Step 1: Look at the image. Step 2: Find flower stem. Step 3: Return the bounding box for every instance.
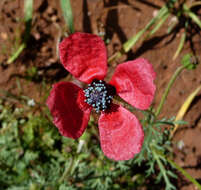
[155,65,186,117]
[58,139,84,184]
[114,95,155,118]
[151,146,173,189]
[58,157,74,184]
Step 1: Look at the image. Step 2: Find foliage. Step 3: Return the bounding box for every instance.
[0,99,178,190]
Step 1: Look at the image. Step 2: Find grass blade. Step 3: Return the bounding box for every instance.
[7,44,26,64]
[167,158,201,190]
[155,65,185,116]
[123,29,145,53]
[108,5,171,63]
[187,11,201,29]
[60,0,74,34]
[183,4,201,29]
[24,0,33,41]
[173,32,186,60]
[171,84,201,137]
[147,12,170,38]
[24,0,33,22]
[7,0,33,64]
[157,150,201,190]
[123,6,168,52]
[167,20,177,34]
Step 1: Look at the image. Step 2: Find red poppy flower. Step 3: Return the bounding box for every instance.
[47,32,156,161]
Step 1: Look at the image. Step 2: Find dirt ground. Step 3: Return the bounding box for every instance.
[0,0,201,189]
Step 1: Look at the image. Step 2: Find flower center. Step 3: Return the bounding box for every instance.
[84,79,116,112]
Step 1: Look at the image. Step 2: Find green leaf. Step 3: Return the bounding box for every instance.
[23,120,34,145]
[7,44,26,64]
[183,4,201,29]
[147,12,170,38]
[181,54,197,70]
[60,0,74,34]
[123,29,144,52]
[187,11,201,28]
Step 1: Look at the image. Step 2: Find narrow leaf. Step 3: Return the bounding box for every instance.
[187,11,201,28]
[60,0,74,34]
[7,0,33,64]
[173,32,186,60]
[24,0,33,23]
[123,29,145,52]
[24,0,33,42]
[123,6,168,52]
[167,158,201,189]
[171,85,201,137]
[7,44,26,64]
[147,12,170,38]
[183,4,201,29]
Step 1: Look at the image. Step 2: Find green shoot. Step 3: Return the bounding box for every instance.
[123,5,169,52]
[7,0,33,64]
[60,0,74,34]
[183,4,201,29]
[146,12,170,38]
[167,158,201,190]
[155,54,197,116]
[108,1,176,63]
[173,32,186,60]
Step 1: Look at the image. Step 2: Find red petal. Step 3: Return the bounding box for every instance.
[46,82,91,139]
[98,104,144,161]
[59,32,107,84]
[109,58,156,110]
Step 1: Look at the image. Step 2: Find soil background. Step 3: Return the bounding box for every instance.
[0,0,201,189]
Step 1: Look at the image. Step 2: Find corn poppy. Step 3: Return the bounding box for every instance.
[47,32,156,161]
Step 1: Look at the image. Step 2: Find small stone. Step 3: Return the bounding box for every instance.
[177,140,185,150]
[0,32,8,40]
[27,99,35,107]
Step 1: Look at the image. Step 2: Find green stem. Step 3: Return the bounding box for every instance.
[155,65,186,117]
[152,146,201,190]
[173,31,186,60]
[7,43,26,64]
[58,139,84,184]
[152,147,173,188]
[167,158,201,189]
[114,95,137,112]
[158,153,201,190]
[58,157,74,184]
[114,95,155,118]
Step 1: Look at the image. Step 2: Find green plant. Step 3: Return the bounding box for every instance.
[108,0,201,63]
[7,0,33,64]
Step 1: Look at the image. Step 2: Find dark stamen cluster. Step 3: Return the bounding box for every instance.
[84,79,116,112]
